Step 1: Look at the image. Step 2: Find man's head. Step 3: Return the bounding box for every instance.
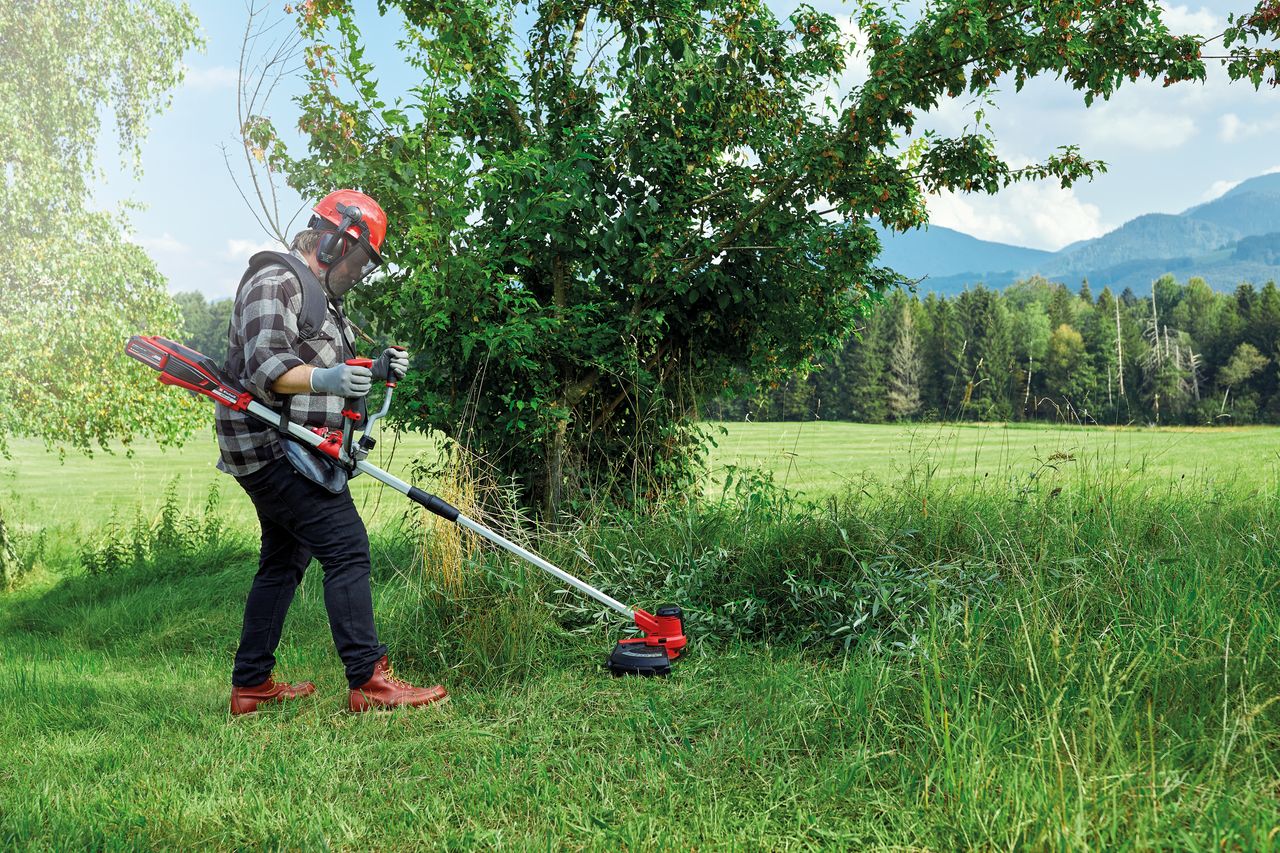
[293,189,388,298]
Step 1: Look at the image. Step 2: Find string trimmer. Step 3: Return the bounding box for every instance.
[124,335,687,677]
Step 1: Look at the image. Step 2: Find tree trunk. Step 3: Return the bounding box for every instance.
[544,418,567,521]
[1114,296,1125,397]
[544,254,570,520]
[0,507,17,591]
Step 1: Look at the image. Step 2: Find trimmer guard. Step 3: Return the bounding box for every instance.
[606,642,672,678]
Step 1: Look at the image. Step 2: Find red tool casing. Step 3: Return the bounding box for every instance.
[125,336,251,411]
[627,606,687,659]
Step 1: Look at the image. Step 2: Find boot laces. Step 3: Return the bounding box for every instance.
[383,662,413,689]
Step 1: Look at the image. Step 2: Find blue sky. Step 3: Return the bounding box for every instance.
[101,0,1280,299]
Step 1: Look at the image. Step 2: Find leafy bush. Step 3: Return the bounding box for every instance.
[0,523,46,592]
[80,479,232,577]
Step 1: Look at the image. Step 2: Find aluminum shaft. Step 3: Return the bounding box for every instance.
[247,400,635,622]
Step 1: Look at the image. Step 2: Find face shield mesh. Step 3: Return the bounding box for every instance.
[322,235,378,297]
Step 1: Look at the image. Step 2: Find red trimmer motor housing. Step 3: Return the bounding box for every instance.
[607,605,687,677]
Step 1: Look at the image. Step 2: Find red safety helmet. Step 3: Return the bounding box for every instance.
[309,189,387,267]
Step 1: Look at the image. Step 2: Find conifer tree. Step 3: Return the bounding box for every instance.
[885,295,923,421]
[957,287,1014,420]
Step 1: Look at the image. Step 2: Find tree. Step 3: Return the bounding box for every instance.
[956,287,1014,420]
[1171,277,1221,358]
[1087,286,1123,418]
[1047,283,1078,332]
[1141,322,1194,424]
[0,0,202,585]
[842,309,891,423]
[921,293,967,417]
[1247,281,1280,403]
[1217,342,1270,421]
[1153,274,1184,324]
[266,0,1249,512]
[1009,299,1051,418]
[1,0,203,452]
[174,292,235,366]
[1045,324,1094,419]
[885,296,923,420]
[809,338,853,420]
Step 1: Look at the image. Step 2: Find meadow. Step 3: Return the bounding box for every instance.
[5,420,1277,531]
[2,421,1279,848]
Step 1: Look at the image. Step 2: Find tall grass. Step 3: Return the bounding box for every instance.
[1,441,1279,847]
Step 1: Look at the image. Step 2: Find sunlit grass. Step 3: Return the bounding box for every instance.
[6,421,1278,533]
[3,422,1280,846]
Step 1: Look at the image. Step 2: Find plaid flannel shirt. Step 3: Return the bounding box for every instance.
[215,253,354,476]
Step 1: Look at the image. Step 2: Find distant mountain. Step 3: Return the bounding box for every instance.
[873,223,1053,280]
[1044,214,1237,276]
[879,172,1280,295]
[1184,172,1280,238]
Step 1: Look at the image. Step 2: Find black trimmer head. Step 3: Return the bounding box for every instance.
[606,605,686,677]
[606,642,672,677]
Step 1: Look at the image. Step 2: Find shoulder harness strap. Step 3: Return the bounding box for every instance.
[242,250,329,340]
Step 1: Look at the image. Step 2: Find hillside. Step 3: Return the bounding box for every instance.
[1044,214,1237,276]
[873,223,1054,280]
[879,172,1280,294]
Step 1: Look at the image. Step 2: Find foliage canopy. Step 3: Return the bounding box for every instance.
[263,0,1277,512]
[0,0,203,455]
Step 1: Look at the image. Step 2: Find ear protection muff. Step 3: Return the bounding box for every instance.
[311,201,370,267]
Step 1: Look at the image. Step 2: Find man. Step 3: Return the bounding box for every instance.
[217,189,448,715]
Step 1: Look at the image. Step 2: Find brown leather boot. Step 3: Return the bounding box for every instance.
[348,656,448,712]
[230,675,317,716]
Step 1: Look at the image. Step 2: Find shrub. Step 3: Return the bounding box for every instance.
[80,479,234,577]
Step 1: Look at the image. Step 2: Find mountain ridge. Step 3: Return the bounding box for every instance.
[880,172,1280,295]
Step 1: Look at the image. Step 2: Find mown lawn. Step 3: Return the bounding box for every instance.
[5,420,1278,530]
[2,422,1280,848]
[707,420,1280,496]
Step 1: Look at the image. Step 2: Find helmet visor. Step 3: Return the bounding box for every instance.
[323,236,379,297]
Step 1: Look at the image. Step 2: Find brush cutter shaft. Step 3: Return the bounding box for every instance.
[453,515,635,620]
[354,459,634,619]
[246,398,636,620]
[125,337,641,629]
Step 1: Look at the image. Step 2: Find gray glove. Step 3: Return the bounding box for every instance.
[371,347,409,382]
[309,363,373,397]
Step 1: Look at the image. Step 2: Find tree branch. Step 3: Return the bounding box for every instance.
[675,176,802,278]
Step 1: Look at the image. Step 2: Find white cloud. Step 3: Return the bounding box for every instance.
[1217,111,1280,142]
[224,237,284,260]
[1201,165,1280,201]
[928,182,1106,251]
[1083,104,1196,151]
[1202,178,1241,201]
[129,232,188,255]
[1220,113,1244,142]
[183,65,238,90]
[1158,2,1219,35]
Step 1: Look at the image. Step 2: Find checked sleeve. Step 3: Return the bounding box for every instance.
[235,273,306,404]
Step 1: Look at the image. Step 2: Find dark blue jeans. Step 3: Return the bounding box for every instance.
[231,457,387,689]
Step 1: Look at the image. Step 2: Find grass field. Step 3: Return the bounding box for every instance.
[5,420,1278,531]
[710,420,1280,495]
[3,422,1280,848]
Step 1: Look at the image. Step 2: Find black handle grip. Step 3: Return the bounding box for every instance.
[407,487,460,522]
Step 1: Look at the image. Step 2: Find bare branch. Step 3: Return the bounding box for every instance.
[225,0,305,245]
